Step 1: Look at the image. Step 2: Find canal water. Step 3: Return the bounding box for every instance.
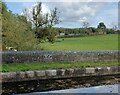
[16,84,119,95]
[2,74,120,95]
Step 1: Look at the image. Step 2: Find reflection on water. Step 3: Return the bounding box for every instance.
[41,84,119,93]
[2,74,120,95]
[16,84,119,95]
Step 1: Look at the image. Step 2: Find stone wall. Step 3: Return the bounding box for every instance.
[1,50,119,63]
[1,66,120,82]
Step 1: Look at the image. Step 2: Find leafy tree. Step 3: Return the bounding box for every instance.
[97,22,106,29]
[1,1,7,14]
[2,2,39,51]
[47,28,56,44]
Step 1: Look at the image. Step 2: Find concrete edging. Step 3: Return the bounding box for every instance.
[1,66,120,82]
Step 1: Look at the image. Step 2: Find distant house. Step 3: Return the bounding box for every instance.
[59,33,65,36]
[57,33,65,37]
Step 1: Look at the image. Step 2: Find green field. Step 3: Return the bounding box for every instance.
[41,34,118,50]
[1,60,119,72]
[1,34,119,72]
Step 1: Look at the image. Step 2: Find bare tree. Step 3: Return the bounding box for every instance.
[23,2,59,29]
[112,23,118,30]
[82,21,90,28]
[47,7,59,28]
[23,2,60,43]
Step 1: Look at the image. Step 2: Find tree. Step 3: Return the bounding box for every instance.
[23,2,60,43]
[111,23,118,31]
[2,2,39,51]
[97,22,106,29]
[82,21,90,28]
[47,28,56,44]
[1,1,7,14]
[47,7,59,28]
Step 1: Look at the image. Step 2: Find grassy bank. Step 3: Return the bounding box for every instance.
[1,60,119,72]
[41,34,118,50]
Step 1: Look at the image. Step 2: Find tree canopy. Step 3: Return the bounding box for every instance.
[2,2,39,51]
[97,22,106,29]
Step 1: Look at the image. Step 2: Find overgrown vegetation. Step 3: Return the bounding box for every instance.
[1,2,59,51]
[2,2,40,51]
[1,60,119,72]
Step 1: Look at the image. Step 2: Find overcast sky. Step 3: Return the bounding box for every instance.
[5,1,119,28]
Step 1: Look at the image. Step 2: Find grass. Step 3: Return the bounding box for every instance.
[41,34,118,50]
[1,60,119,72]
[1,34,119,72]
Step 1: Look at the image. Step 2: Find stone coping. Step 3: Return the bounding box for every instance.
[1,66,120,83]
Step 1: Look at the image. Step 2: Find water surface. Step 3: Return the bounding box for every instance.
[16,84,119,95]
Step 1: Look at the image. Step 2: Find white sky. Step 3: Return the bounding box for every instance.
[5,0,119,28]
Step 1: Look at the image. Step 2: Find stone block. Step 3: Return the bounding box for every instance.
[2,72,16,82]
[2,73,9,79]
[16,72,26,79]
[0,73,2,81]
[57,69,65,76]
[45,70,56,77]
[74,68,85,76]
[118,66,120,72]
[95,67,103,74]
[110,66,118,73]
[25,71,35,78]
[106,67,111,72]
[102,67,109,73]
[2,72,16,79]
[95,67,111,74]
[65,69,74,76]
[86,68,95,74]
[35,70,45,77]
